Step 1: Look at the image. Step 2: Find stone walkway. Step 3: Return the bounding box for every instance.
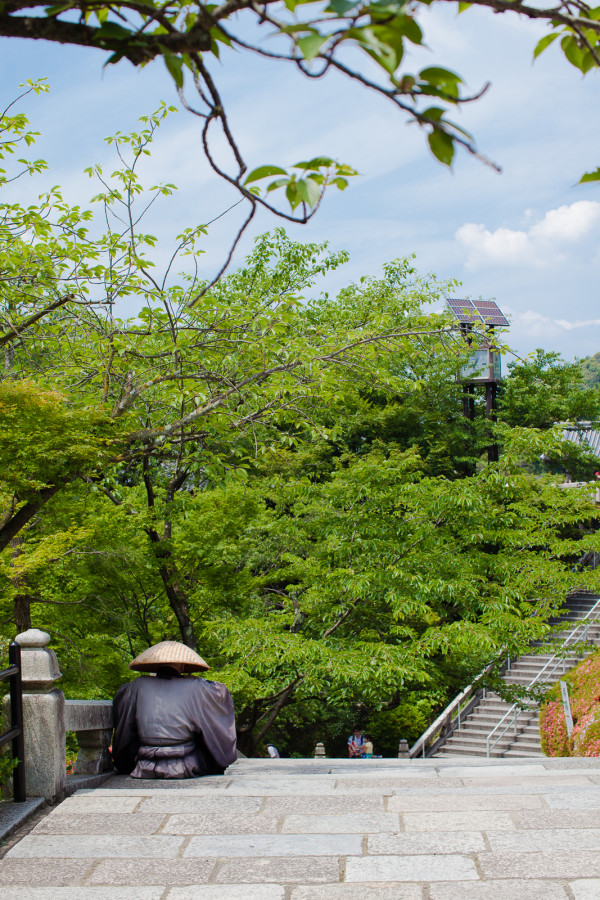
[1,757,600,898]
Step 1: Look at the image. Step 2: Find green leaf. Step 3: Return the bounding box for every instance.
[422,106,445,123]
[286,179,301,210]
[560,34,597,74]
[296,176,322,207]
[298,33,328,60]
[94,22,132,41]
[244,165,288,185]
[266,178,290,192]
[419,66,462,98]
[533,32,559,60]
[164,54,184,89]
[579,167,600,184]
[428,129,454,167]
[293,157,335,170]
[326,0,361,14]
[457,1,471,10]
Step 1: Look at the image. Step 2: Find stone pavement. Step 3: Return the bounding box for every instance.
[1,757,600,898]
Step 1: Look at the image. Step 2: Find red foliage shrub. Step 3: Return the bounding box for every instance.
[539,650,600,757]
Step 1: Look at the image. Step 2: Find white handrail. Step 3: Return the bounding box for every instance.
[485,596,600,757]
[409,660,499,759]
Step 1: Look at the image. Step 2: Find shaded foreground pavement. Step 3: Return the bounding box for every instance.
[1,757,600,898]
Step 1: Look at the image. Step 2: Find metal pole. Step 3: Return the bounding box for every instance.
[487,381,499,463]
[9,642,26,803]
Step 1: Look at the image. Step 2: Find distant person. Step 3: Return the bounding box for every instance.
[266,742,280,758]
[363,734,374,758]
[347,726,365,758]
[111,641,237,779]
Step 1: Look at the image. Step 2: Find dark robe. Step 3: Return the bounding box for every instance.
[111,672,237,778]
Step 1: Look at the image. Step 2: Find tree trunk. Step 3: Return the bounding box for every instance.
[158,562,198,650]
[14,594,31,633]
[10,536,31,633]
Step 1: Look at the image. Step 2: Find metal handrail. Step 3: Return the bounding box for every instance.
[0,642,26,802]
[485,596,600,757]
[409,659,502,758]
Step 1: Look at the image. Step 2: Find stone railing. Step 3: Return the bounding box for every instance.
[3,629,114,800]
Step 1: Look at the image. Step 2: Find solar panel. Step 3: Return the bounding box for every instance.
[473,300,510,327]
[446,298,509,327]
[446,298,479,324]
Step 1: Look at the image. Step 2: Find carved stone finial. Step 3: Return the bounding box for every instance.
[397,738,410,759]
[314,742,326,758]
[15,628,51,648]
[15,629,61,690]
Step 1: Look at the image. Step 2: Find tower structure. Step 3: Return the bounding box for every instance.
[446,298,509,463]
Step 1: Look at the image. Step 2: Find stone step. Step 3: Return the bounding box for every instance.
[436,742,543,758]
[425,593,600,758]
[442,735,543,751]
[441,734,538,752]
[457,710,538,723]
[456,723,540,737]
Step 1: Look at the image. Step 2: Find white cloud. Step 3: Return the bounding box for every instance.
[455,201,600,269]
[531,202,600,242]
[507,309,600,337]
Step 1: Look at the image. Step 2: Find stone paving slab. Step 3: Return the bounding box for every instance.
[478,850,600,879]
[486,826,600,852]
[384,782,596,796]
[546,789,600,808]
[32,813,167,834]
[0,890,164,899]
[291,885,422,899]
[403,811,516,832]
[168,887,284,900]
[281,813,399,833]
[87,859,216,885]
[458,774,595,787]
[345,854,479,882]
[7,834,184,858]
[512,808,600,829]
[184,833,363,857]
[570,880,600,899]
[214,856,340,883]
[0,858,96,885]
[0,797,45,843]
[263,794,385,814]
[428,882,569,899]
[368,831,486,854]
[4,757,600,895]
[53,795,142,813]
[162,814,280,834]
[388,792,545,811]
[223,779,353,795]
[141,796,262,814]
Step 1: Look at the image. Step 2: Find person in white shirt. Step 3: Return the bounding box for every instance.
[266,742,280,758]
[347,726,365,758]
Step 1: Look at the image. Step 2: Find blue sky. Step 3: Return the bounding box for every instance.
[1,4,600,364]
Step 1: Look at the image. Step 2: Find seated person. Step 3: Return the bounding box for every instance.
[111,641,237,779]
[347,726,365,758]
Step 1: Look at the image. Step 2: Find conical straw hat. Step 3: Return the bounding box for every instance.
[130,641,209,673]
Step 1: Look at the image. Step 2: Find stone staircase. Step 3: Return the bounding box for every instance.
[434,592,600,758]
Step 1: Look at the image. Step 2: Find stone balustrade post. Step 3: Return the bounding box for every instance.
[14,629,65,800]
[64,700,113,775]
[397,738,410,758]
[314,742,326,758]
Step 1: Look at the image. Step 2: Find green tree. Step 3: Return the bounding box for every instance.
[1,0,599,262]
[579,352,600,388]
[500,350,599,430]
[4,94,600,755]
